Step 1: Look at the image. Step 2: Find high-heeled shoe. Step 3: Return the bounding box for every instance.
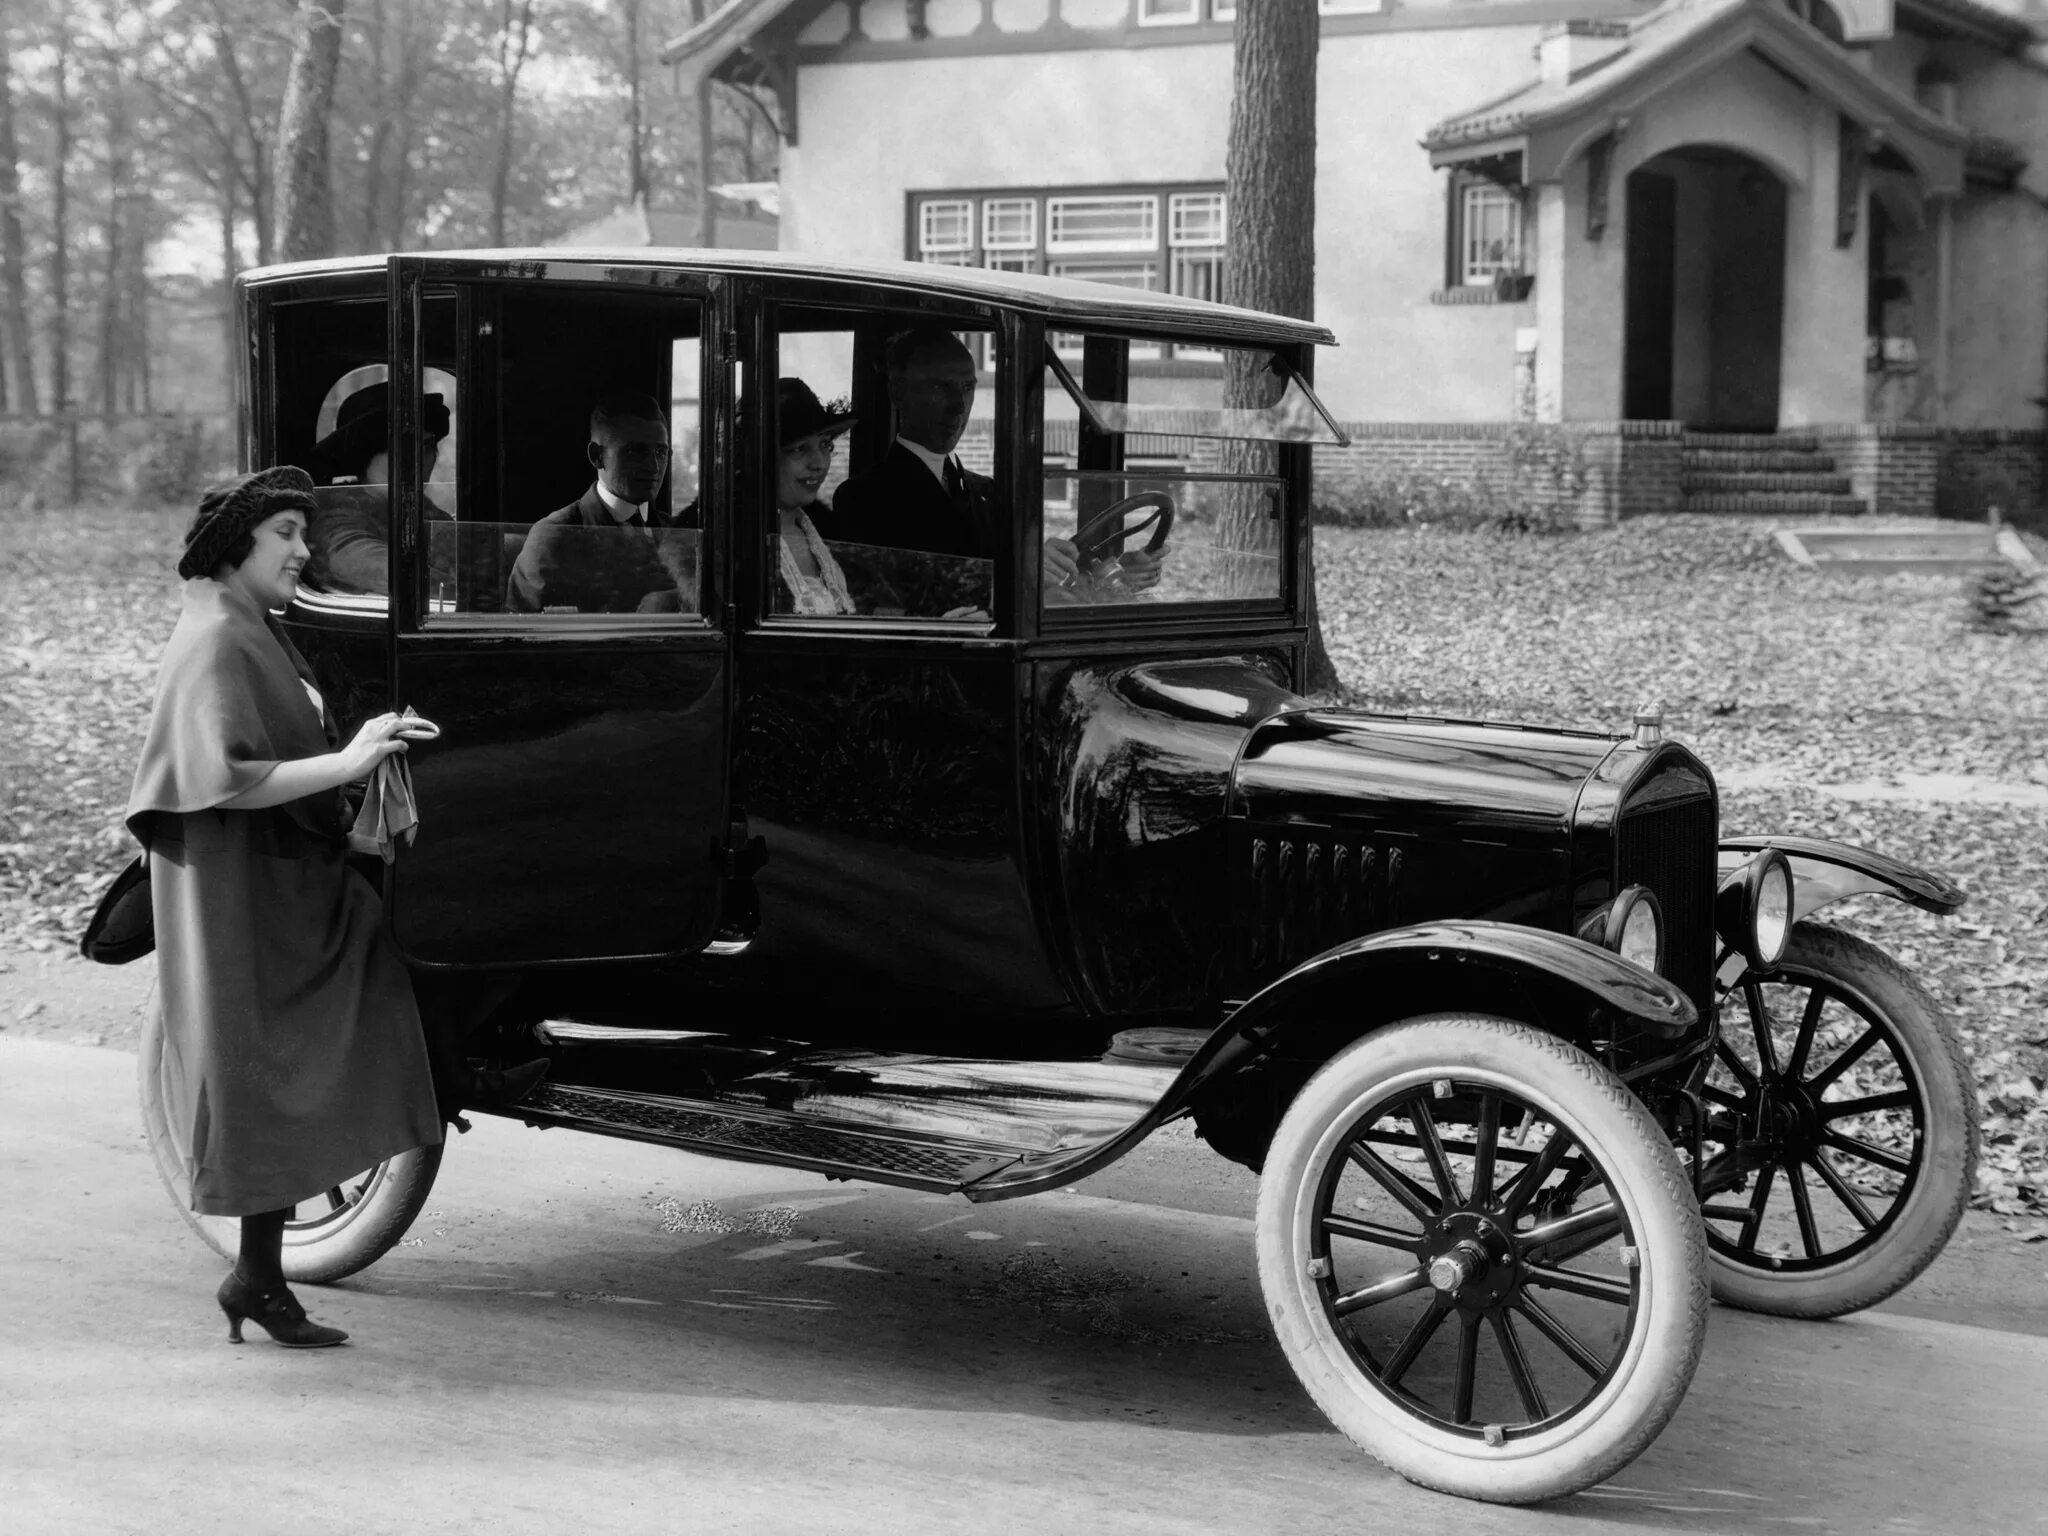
[217,1271,349,1348]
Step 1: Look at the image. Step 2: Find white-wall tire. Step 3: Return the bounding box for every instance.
[138,1007,441,1285]
[1255,1014,1708,1504]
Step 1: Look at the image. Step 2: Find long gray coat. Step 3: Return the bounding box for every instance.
[128,579,440,1217]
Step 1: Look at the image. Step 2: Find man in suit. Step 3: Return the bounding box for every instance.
[819,325,996,560]
[821,324,1166,603]
[507,393,693,614]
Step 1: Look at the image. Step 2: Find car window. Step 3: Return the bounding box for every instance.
[272,293,459,614]
[428,285,708,622]
[1041,333,1291,617]
[765,306,998,625]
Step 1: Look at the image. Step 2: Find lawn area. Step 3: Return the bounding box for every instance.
[3,504,2044,1210]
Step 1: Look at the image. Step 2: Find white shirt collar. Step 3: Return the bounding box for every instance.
[594,481,646,523]
[898,438,952,488]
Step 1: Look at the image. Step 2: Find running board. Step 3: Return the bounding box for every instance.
[507,1082,1027,1193]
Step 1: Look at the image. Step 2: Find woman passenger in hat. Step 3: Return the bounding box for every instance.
[127,468,453,1348]
[772,378,862,616]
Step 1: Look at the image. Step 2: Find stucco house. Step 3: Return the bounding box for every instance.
[662,0,2048,520]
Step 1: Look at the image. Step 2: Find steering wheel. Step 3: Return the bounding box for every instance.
[1073,491,1177,566]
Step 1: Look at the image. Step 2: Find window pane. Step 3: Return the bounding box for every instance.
[1212,0,1236,16]
[1046,195,1159,254]
[982,198,1038,250]
[1169,192,1227,248]
[1461,183,1523,284]
[1171,251,1225,304]
[1138,0,1199,20]
[772,309,1001,625]
[919,199,974,253]
[457,290,705,619]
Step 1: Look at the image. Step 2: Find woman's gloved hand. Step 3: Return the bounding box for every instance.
[337,713,416,781]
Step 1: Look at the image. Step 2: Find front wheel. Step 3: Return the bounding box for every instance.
[1256,1015,1708,1505]
[1698,922,1977,1319]
[139,1012,442,1284]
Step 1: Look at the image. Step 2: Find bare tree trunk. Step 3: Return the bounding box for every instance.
[489,0,538,247]
[1223,0,1338,693]
[97,40,133,418]
[217,143,240,408]
[359,0,390,248]
[206,1,273,265]
[49,23,73,419]
[274,0,347,263]
[622,0,647,205]
[0,21,36,414]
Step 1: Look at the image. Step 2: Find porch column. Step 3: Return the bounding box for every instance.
[1779,98,1866,426]
[1932,192,1954,423]
[1535,181,1568,421]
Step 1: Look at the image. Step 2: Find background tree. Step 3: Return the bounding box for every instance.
[1223,0,1337,693]
[274,0,347,261]
[487,0,539,246]
[0,16,38,414]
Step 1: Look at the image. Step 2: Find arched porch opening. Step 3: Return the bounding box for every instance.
[1623,147,1788,431]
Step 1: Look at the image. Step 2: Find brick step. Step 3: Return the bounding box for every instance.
[1683,472,1855,496]
[1684,492,1869,515]
[1681,449,1840,474]
[1683,432,1821,452]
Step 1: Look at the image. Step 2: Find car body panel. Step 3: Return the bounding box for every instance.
[1719,834,1968,921]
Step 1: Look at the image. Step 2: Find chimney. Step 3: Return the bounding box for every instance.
[1537,21,1631,85]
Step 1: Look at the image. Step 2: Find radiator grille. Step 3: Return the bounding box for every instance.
[1616,795,1718,1016]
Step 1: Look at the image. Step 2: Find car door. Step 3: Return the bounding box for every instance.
[384,256,734,966]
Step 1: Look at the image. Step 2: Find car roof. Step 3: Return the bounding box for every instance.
[241,247,1339,348]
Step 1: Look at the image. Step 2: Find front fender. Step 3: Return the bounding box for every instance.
[1169,921,1696,1106]
[959,921,1694,1202]
[1719,835,1965,923]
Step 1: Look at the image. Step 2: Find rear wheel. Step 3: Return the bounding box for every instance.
[1698,922,1976,1319]
[1255,1015,1708,1504]
[139,1007,442,1284]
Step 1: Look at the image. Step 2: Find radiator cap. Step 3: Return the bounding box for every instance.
[1633,703,1664,748]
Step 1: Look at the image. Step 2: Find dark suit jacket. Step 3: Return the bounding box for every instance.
[506,484,692,614]
[815,443,997,560]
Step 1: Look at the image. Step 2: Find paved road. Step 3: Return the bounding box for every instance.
[3,1034,2044,1536]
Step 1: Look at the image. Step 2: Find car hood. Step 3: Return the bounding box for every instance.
[1230,710,1626,843]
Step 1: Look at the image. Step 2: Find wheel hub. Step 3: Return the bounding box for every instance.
[1421,1210,1518,1308]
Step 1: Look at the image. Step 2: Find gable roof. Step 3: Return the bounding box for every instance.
[1425,0,1970,195]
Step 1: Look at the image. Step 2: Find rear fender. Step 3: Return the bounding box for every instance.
[1719,835,1965,924]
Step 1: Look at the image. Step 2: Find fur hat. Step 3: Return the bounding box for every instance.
[177,466,319,581]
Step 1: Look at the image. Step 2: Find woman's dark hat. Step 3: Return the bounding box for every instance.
[308,382,450,484]
[177,466,319,580]
[777,378,856,444]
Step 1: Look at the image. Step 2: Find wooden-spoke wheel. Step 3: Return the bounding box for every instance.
[1698,922,1976,1319]
[1256,1015,1707,1505]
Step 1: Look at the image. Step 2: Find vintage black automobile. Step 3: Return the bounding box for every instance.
[139,250,1977,1504]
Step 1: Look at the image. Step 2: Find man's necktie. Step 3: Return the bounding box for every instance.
[943,458,967,512]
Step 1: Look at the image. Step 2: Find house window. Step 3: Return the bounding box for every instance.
[1456,180,1523,285]
[1047,194,1160,255]
[918,199,974,256]
[1138,0,1200,23]
[1319,0,1386,12]
[1213,1,1236,17]
[983,198,1038,252]
[910,183,1225,362]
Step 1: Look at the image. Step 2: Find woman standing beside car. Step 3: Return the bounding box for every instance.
[128,467,443,1348]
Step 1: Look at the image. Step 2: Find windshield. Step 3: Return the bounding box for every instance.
[1045,343,1348,446]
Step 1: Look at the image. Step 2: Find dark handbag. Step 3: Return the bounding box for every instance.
[78,855,154,964]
